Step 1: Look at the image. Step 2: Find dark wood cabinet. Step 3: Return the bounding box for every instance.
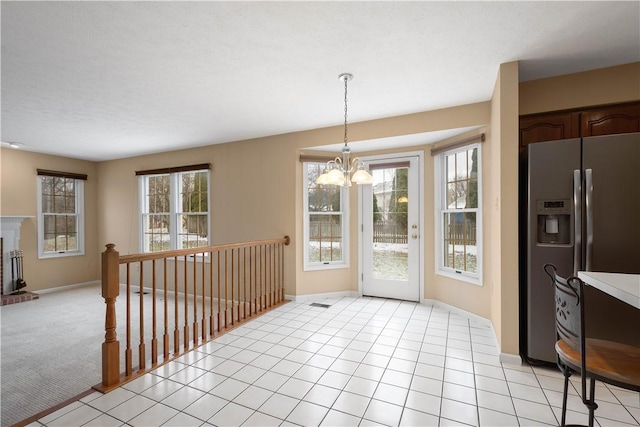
[519,101,640,148]
[519,112,579,153]
[580,103,640,137]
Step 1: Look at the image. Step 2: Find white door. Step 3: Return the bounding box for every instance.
[361,155,421,301]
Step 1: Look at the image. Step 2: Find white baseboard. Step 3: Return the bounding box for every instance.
[422,298,493,329]
[35,280,100,295]
[500,352,523,366]
[422,299,523,365]
[285,290,359,303]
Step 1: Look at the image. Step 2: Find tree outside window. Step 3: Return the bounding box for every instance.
[37,171,85,258]
[141,169,210,252]
[439,145,481,281]
[304,162,346,268]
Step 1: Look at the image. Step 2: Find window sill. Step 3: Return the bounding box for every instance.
[38,250,85,260]
[436,269,483,286]
[303,263,349,272]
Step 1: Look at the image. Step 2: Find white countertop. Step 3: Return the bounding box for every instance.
[577,271,640,310]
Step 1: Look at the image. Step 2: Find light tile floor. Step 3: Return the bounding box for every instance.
[28,297,639,426]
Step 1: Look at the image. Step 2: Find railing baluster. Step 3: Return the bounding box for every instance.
[270,244,274,306]
[209,250,215,337]
[216,250,222,332]
[266,245,270,308]
[163,259,169,360]
[173,256,180,356]
[217,251,222,333]
[138,262,145,371]
[201,250,206,341]
[252,246,256,315]
[281,240,285,301]
[224,250,228,329]
[152,259,158,365]
[274,243,279,303]
[231,248,235,326]
[237,247,241,321]
[262,244,266,310]
[244,247,248,319]
[183,255,189,351]
[192,254,198,346]
[257,245,262,312]
[125,264,132,376]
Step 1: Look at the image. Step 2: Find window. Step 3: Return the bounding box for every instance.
[303,162,347,269]
[436,144,482,284]
[37,170,86,258]
[139,165,210,252]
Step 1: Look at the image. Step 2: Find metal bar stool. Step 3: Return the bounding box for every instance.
[544,264,640,427]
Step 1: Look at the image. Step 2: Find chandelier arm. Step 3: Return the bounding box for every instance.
[348,157,362,173]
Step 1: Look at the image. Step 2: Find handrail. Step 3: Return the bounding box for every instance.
[96,235,290,392]
[118,236,291,263]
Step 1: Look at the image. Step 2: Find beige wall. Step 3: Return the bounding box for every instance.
[520,62,640,115]
[496,62,520,355]
[485,62,522,355]
[0,148,99,291]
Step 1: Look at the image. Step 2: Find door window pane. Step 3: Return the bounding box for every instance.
[372,167,408,280]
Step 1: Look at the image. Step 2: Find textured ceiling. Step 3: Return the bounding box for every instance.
[2,1,639,161]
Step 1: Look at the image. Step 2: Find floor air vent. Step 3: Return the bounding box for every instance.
[309,302,331,308]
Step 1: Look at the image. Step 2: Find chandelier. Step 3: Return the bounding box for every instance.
[316,73,373,186]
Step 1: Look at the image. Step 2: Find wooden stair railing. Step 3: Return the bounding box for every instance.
[96,236,290,392]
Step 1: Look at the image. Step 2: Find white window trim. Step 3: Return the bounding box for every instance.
[37,178,85,259]
[303,162,349,271]
[434,143,483,286]
[139,170,211,253]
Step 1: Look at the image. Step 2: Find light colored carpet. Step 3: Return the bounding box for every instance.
[1,284,104,426]
[1,282,233,426]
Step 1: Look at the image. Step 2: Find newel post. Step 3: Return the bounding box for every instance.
[102,243,120,388]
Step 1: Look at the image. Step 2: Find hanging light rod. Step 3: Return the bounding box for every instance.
[316,73,373,187]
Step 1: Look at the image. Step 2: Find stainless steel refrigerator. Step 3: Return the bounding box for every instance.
[525,132,640,364]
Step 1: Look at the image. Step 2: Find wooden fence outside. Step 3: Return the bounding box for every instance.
[447,223,477,243]
[309,220,409,244]
[97,236,290,392]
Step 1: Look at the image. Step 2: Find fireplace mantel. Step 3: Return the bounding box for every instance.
[1,216,34,295]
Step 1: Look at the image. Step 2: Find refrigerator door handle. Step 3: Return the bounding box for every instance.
[585,168,594,271]
[573,169,582,275]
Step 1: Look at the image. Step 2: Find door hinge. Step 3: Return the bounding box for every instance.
[361,273,363,281]
[361,224,363,232]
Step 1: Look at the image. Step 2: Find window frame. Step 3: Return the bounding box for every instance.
[435,143,483,285]
[139,169,211,253]
[303,161,349,271]
[36,175,85,259]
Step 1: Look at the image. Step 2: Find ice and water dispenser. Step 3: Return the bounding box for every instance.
[536,199,571,245]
